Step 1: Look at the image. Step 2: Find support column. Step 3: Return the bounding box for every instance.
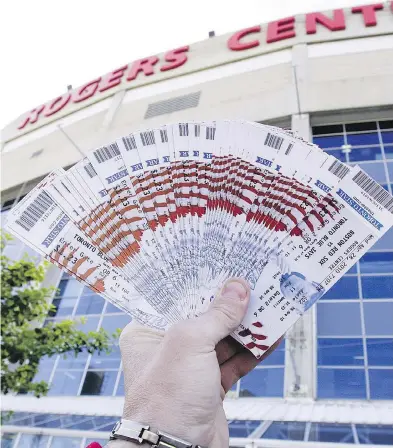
[284,113,316,399]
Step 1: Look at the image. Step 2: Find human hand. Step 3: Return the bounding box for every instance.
[109,278,281,448]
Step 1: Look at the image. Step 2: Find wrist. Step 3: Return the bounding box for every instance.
[108,418,207,448]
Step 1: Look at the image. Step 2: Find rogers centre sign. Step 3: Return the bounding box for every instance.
[14,2,392,133]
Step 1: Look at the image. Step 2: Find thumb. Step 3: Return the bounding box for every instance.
[198,278,250,346]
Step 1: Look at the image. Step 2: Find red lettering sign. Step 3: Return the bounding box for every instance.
[227,26,261,51]
[161,46,189,72]
[266,17,296,43]
[15,3,388,132]
[44,93,71,117]
[352,3,384,26]
[73,78,101,103]
[17,105,45,130]
[306,10,346,34]
[99,66,128,92]
[127,56,159,81]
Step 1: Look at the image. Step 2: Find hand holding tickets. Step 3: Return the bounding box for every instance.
[6,121,393,358]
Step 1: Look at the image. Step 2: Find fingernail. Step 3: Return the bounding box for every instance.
[222,281,248,301]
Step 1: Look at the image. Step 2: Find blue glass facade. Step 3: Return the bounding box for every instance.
[38,274,129,398]
[3,413,393,446]
[36,270,286,398]
[313,120,393,401]
[2,118,393,447]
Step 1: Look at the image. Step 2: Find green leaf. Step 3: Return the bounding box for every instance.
[1,229,112,397]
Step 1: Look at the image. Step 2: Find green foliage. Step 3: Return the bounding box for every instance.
[1,231,113,397]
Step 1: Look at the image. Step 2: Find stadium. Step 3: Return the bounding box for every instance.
[1,2,393,446]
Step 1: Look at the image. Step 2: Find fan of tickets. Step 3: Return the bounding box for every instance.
[6,121,393,358]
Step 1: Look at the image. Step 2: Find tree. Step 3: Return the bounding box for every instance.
[1,231,114,397]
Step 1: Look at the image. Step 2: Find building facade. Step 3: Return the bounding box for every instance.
[1,2,393,447]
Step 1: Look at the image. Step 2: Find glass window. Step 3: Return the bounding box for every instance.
[64,417,95,430]
[57,278,82,298]
[57,350,89,369]
[262,421,306,441]
[357,162,386,184]
[364,302,393,335]
[372,227,393,250]
[75,293,105,315]
[346,263,357,274]
[32,414,61,427]
[321,277,359,300]
[6,415,34,427]
[381,131,393,145]
[116,372,124,396]
[22,245,41,263]
[347,132,379,146]
[49,297,78,317]
[48,370,84,396]
[348,147,382,162]
[91,416,118,430]
[18,434,50,448]
[369,369,393,400]
[309,423,354,443]
[228,420,260,437]
[384,145,393,159]
[362,276,393,299]
[36,418,63,429]
[33,356,56,384]
[318,368,366,399]
[1,433,16,448]
[0,412,30,425]
[323,149,346,162]
[313,135,344,149]
[50,436,82,448]
[100,315,131,335]
[259,339,285,366]
[367,338,393,366]
[317,303,362,336]
[346,122,377,132]
[75,316,100,333]
[106,302,124,313]
[239,368,284,397]
[313,124,343,135]
[2,238,24,261]
[80,370,118,396]
[359,252,393,274]
[92,422,118,432]
[318,338,364,366]
[357,424,393,444]
[89,344,121,369]
[387,161,393,179]
[379,120,393,130]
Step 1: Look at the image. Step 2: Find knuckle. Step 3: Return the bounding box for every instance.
[212,300,241,327]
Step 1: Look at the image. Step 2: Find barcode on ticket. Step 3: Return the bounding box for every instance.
[15,191,54,232]
[140,131,155,146]
[285,143,294,155]
[93,143,121,163]
[84,162,97,178]
[328,159,350,179]
[179,123,189,136]
[206,126,216,140]
[353,171,393,213]
[160,129,168,143]
[265,132,284,150]
[123,135,137,151]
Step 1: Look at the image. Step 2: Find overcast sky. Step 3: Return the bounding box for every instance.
[1,0,369,130]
